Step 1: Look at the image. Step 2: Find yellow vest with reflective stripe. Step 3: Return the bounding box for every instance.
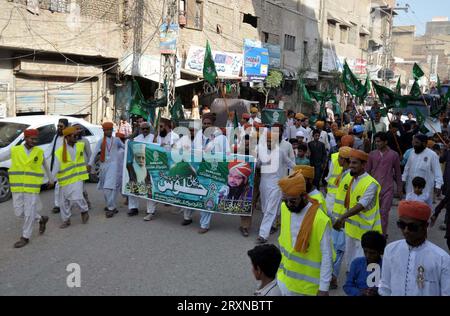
[327,152,343,195]
[344,175,382,240]
[309,190,327,214]
[277,202,335,296]
[9,145,44,194]
[332,171,352,220]
[55,142,89,187]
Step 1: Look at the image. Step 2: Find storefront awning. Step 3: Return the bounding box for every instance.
[327,12,344,24]
[360,26,371,35]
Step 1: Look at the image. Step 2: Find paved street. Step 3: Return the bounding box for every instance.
[0,183,448,296]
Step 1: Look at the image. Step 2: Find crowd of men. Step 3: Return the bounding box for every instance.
[4,102,450,296]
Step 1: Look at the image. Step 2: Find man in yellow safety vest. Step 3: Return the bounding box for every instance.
[5,129,53,248]
[333,149,382,273]
[277,170,334,296]
[293,165,326,211]
[52,126,90,228]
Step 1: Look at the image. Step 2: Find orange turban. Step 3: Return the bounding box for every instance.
[350,149,369,162]
[341,135,354,147]
[293,165,315,179]
[24,129,39,137]
[278,170,306,196]
[339,146,352,159]
[295,113,306,120]
[250,107,259,113]
[315,121,325,129]
[398,200,431,222]
[63,127,77,136]
[334,130,345,138]
[102,122,114,130]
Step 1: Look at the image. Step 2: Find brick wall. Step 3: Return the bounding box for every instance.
[11,0,121,23]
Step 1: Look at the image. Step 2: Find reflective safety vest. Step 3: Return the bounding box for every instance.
[334,173,382,240]
[327,152,343,195]
[309,189,327,214]
[55,142,89,187]
[332,171,352,220]
[277,202,335,296]
[9,145,44,194]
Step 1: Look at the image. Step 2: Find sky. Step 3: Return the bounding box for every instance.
[393,0,450,35]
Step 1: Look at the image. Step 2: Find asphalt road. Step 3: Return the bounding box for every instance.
[0,183,448,296]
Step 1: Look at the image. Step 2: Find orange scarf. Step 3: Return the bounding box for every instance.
[100,137,107,162]
[294,197,320,253]
[62,138,68,163]
[344,177,356,209]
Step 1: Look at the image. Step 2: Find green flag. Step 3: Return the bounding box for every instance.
[233,110,239,129]
[203,41,217,85]
[342,60,365,97]
[379,107,388,117]
[409,80,421,98]
[413,63,424,80]
[299,80,313,104]
[373,81,408,109]
[129,80,148,118]
[360,75,371,100]
[170,96,185,123]
[261,108,287,125]
[331,94,341,116]
[395,77,402,94]
[414,107,429,134]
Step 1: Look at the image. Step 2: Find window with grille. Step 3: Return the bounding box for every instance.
[328,22,336,40]
[186,0,203,31]
[340,26,348,44]
[284,34,296,52]
[49,0,69,13]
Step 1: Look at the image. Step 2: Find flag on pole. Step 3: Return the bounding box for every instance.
[373,81,408,108]
[299,80,313,104]
[129,80,148,118]
[395,77,402,94]
[342,60,365,97]
[413,63,425,80]
[414,107,430,134]
[170,96,185,123]
[409,80,421,98]
[203,41,217,85]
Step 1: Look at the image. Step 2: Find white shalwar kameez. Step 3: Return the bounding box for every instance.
[52,144,89,222]
[402,148,443,206]
[129,133,157,215]
[258,141,295,240]
[89,136,124,211]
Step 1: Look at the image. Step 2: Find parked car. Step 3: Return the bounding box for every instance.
[0,115,103,203]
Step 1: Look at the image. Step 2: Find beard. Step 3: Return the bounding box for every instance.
[414,145,425,154]
[159,130,168,138]
[227,183,247,200]
[287,198,308,213]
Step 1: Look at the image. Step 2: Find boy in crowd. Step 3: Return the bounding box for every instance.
[343,231,386,296]
[247,244,282,296]
[406,177,431,207]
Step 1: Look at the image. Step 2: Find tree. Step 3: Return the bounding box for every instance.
[254,70,283,106]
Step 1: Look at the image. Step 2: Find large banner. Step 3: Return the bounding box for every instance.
[122,141,256,216]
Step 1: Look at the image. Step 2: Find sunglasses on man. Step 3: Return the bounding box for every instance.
[396,220,422,232]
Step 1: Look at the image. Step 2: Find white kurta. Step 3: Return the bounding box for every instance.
[156,131,180,150]
[258,142,296,239]
[89,137,124,190]
[379,240,450,296]
[402,148,443,205]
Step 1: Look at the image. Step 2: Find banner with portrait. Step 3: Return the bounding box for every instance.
[122,141,256,216]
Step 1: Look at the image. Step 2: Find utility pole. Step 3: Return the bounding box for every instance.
[378,5,408,86]
[158,0,178,118]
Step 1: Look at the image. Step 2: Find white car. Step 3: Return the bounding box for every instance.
[0,115,103,203]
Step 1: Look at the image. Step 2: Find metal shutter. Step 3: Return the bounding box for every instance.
[47,80,95,115]
[15,77,46,113]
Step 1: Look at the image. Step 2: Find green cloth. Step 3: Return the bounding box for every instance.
[409,80,421,98]
[299,80,313,104]
[295,157,310,165]
[414,107,429,134]
[395,77,402,94]
[343,60,366,97]
[413,63,424,81]
[170,96,185,123]
[203,41,217,85]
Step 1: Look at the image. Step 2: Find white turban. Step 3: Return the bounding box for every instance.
[296,130,305,138]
